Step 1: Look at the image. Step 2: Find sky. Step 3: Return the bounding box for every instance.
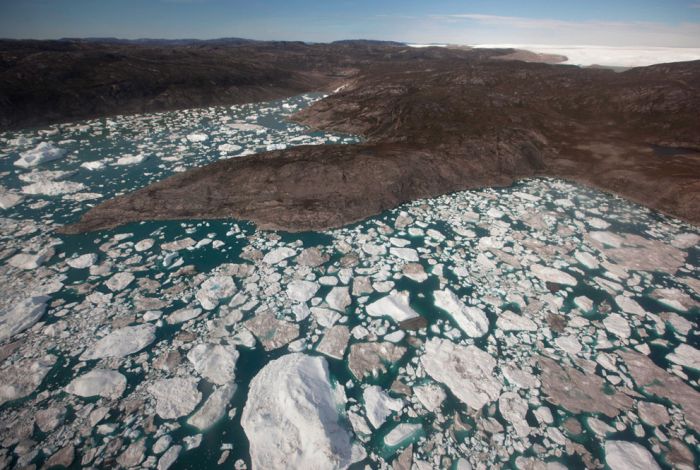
[1,0,700,47]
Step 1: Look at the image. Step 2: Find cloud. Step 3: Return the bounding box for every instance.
[420,13,700,47]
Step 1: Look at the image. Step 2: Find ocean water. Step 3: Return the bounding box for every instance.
[0,94,698,470]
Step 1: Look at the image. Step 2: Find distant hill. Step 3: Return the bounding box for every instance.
[58,37,261,46]
[331,39,405,46]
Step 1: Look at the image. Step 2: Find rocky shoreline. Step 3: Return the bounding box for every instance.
[57,52,700,234]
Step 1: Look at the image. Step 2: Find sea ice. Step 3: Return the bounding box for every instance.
[80,324,156,360]
[530,264,577,286]
[433,289,489,337]
[604,440,660,470]
[287,279,320,302]
[363,385,403,428]
[241,354,360,469]
[14,142,66,168]
[421,338,501,410]
[666,344,700,371]
[149,377,202,419]
[115,153,148,165]
[196,275,237,310]
[384,423,422,447]
[366,291,420,322]
[187,343,239,385]
[187,133,209,142]
[262,247,295,264]
[105,271,135,292]
[65,369,127,399]
[66,253,98,269]
[188,384,237,430]
[0,295,50,342]
[414,384,446,412]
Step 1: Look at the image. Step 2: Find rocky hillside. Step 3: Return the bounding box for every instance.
[0,40,494,130]
[58,50,700,233]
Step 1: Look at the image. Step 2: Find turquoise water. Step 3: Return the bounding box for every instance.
[0,95,698,469]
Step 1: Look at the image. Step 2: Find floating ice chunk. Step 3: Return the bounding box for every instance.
[218,143,242,153]
[80,160,106,170]
[366,291,420,322]
[8,251,51,270]
[0,357,54,406]
[495,311,537,331]
[421,338,501,410]
[65,369,126,399]
[575,251,599,270]
[14,142,66,168]
[530,264,577,286]
[81,324,156,360]
[296,247,329,267]
[384,423,422,447]
[0,191,23,209]
[389,247,419,262]
[167,307,202,324]
[161,237,196,251]
[637,401,670,427]
[384,330,405,343]
[588,217,610,229]
[603,314,631,339]
[149,377,202,419]
[614,295,646,316]
[287,280,320,302]
[66,253,98,269]
[115,153,148,165]
[672,232,700,249]
[188,384,237,430]
[604,441,660,470]
[555,335,582,355]
[244,311,299,351]
[402,263,428,282]
[105,271,135,292]
[22,180,86,196]
[158,445,182,470]
[414,384,446,412]
[187,343,239,385]
[134,238,154,252]
[317,325,350,360]
[228,122,265,132]
[667,344,700,371]
[196,275,237,310]
[187,133,209,142]
[311,307,341,328]
[241,354,361,469]
[326,286,351,311]
[363,385,403,428]
[348,341,406,380]
[433,289,489,337]
[590,231,624,248]
[263,247,296,264]
[498,391,531,437]
[362,243,386,256]
[0,295,49,342]
[574,296,594,312]
[486,208,504,218]
[513,191,541,202]
[194,238,212,249]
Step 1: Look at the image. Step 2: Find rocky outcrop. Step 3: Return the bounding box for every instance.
[56,51,700,233]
